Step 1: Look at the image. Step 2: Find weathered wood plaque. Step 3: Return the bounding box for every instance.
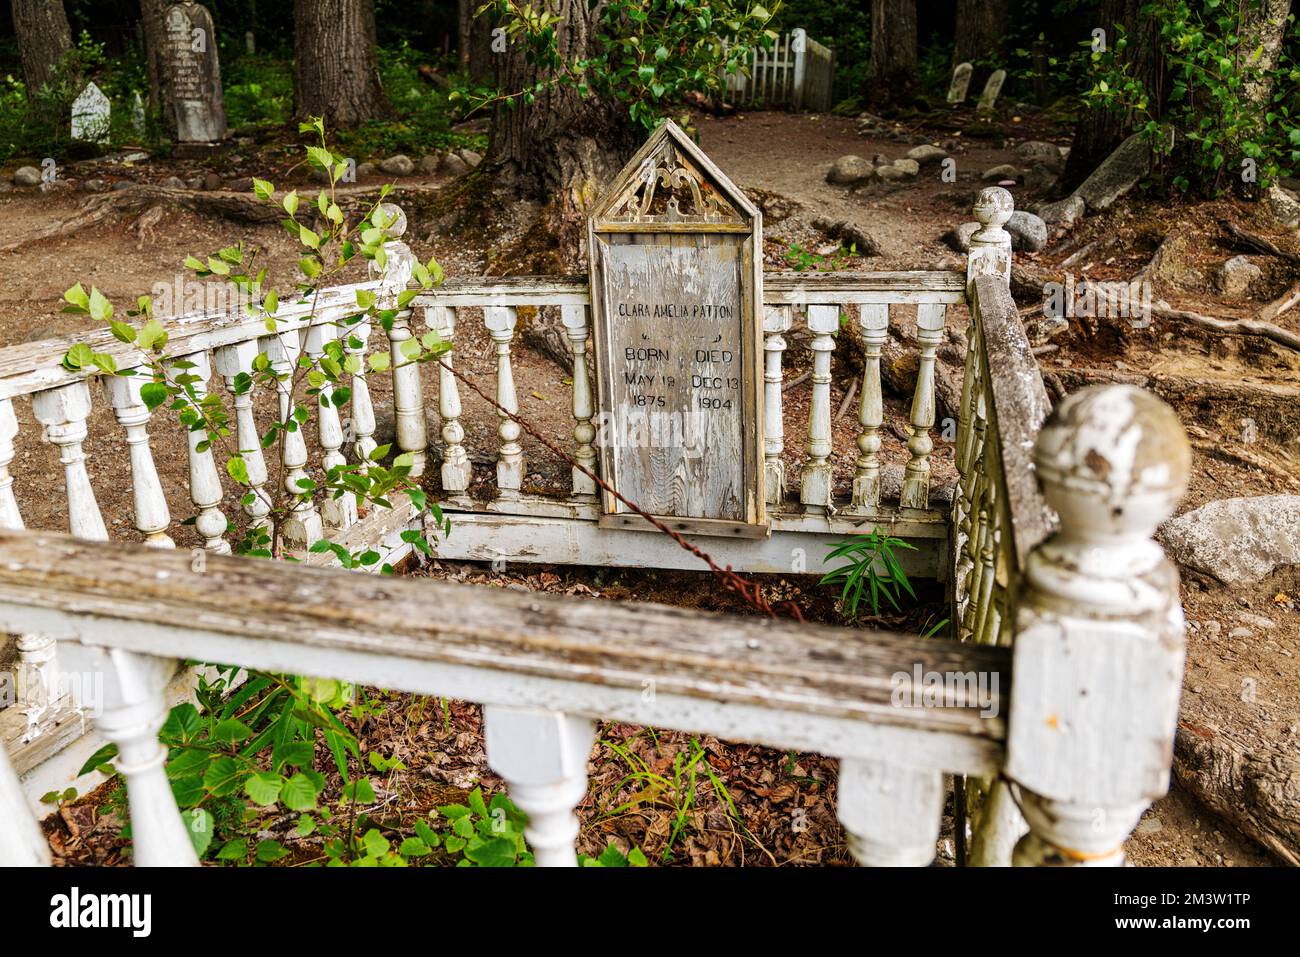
[588,122,765,537]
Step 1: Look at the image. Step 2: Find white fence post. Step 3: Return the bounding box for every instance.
[483,706,595,867]
[0,741,49,865]
[1006,385,1191,866]
[838,759,945,866]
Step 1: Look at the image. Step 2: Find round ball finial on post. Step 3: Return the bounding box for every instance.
[1006,384,1192,866]
[374,202,408,240]
[967,187,1014,293]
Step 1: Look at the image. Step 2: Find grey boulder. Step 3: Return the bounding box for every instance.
[1006,210,1048,252]
[379,154,415,176]
[12,166,42,187]
[1160,495,1300,585]
[826,154,873,185]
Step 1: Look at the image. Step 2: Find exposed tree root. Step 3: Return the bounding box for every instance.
[1152,301,1300,352]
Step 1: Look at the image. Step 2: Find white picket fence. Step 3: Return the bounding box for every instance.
[722,28,834,111]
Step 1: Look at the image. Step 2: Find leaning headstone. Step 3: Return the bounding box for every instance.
[70,82,111,144]
[976,69,1007,113]
[163,1,227,146]
[245,31,255,55]
[947,62,973,104]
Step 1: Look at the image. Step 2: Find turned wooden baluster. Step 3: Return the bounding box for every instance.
[428,304,471,499]
[0,399,22,530]
[800,304,839,510]
[967,186,1014,298]
[213,340,272,532]
[484,705,595,867]
[168,352,230,554]
[32,382,108,542]
[304,322,356,531]
[342,314,379,469]
[561,304,597,497]
[71,646,199,866]
[374,202,427,479]
[838,759,945,866]
[0,738,49,865]
[900,303,947,509]
[28,382,108,717]
[850,304,889,511]
[1008,386,1190,867]
[2,399,59,722]
[485,306,524,499]
[762,305,792,508]
[263,329,323,547]
[104,372,174,548]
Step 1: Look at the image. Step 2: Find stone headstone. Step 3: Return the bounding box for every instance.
[164,2,227,144]
[70,82,111,144]
[947,62,973,104]
[245,31,256,55]
[588,121,765,535]
[977,69,1007,113]
[131,91,146,135]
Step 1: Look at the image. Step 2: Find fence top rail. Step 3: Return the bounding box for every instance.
[972,274,1054,564]
[0,278,383,403]
[0,528,1009,740]
[409,269,968,309]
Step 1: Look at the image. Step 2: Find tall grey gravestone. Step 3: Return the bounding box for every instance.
[588,122,767,538]
[977,69,1007,113]
[947,62,973,104]
[164,1,227,146]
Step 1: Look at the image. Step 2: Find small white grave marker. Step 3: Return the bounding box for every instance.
[71,82,111,144]
[977,69,1007,113]
[947,62,973,104]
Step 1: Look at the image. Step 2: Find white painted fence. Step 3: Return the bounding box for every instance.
[0,189,1192,866]
[722,28,834,111]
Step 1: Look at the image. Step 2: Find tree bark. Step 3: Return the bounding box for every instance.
[953,0,1007,91]
[293,0,391,128]
[1240,0,1293,110]
[1059,0,1161,193]
[458,0,495,83]
[139,0,174,133]
[866,0,917,106]
[11,0,72,98]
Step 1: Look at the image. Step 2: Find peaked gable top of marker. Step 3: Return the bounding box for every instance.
[591,120,758,228]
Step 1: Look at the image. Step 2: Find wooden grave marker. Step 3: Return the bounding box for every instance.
[588,121,765,538]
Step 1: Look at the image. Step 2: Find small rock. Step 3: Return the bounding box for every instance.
[875,165,906,182]
[1266,183,1300,228]
[201,171,222,191]
[12,166,41,187]
[1016,140,1064,172]
[1160,495,1300,585]
[161,176,187,189]
[80,178,109,193]
[943,221,980,253]
[981,163,1020,182]
[224,176,253,192]
[1215,255,1262,297]
[1204,620,1222,637]
[356,161,377,179]
[457,149,483,168]
[905,144,948,167]
[893,158,920,178]
[379,154,415,176]
[186,177,204,190]
[418,154,441,174]
[438,153,470,176]
[1036,193,1085,227]
[1136,817,1163,835]
[112,180,134,191]
[1006,210,1048,252]
[826,154,874,185]
[1228,627,1253,639]
[1238,612,1276,630]
[1022,163,1057,193]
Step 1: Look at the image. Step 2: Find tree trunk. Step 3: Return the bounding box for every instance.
[293,0,391,128]
[953,0,1008,90]
[458,0,494,83]
[1240,0,1293,110]
[1059,0,1161,193]
[866,0,917,106]
[11,0,72,98]
[483,0,639,367]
